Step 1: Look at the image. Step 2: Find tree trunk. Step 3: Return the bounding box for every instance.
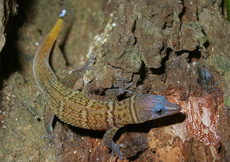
[0,0,229,161]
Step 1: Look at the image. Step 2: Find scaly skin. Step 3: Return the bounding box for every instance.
[33,10,181,160]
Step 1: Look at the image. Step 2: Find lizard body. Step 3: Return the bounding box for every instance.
[33,10,181,160]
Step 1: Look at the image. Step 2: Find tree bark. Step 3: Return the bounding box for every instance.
[0,0,229,161]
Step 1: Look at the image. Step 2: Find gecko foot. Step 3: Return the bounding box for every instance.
[42,133,56,148]
[103,127,123,160]
[113,81,133,95]
[106,79,133,102]
[111,142,123,160]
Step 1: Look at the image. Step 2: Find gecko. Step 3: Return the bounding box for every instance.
[33,9,181,160]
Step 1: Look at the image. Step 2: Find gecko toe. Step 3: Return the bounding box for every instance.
[112,143,123,160]
[42,132,55,148]
[119,144,124,148]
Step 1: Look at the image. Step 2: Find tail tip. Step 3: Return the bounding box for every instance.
[59,9,66,18]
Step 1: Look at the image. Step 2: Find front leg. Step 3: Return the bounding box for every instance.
[106,78,133,102]
[103,126,123,160]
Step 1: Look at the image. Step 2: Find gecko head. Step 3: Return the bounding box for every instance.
[134,94,181,123]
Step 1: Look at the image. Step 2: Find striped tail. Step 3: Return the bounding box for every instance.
[33,10,66,93]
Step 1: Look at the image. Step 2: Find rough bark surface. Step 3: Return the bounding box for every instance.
[0,0,230,161]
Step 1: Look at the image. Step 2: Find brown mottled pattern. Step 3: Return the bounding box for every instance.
[33,16,140,132]
[44,79,112,130]
[112,97,137,127]
[33,13,182,160]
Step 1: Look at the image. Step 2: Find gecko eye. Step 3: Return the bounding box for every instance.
[154,105,166,115]
[156,108,163,114]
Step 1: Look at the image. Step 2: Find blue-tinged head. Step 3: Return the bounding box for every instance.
[134,94,181,123]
